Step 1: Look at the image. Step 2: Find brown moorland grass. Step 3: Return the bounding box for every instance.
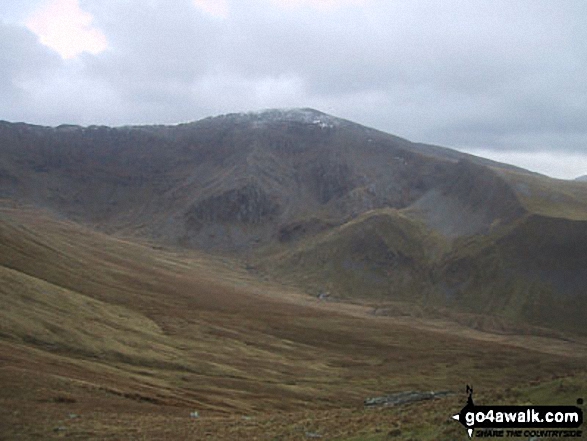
[0,203,585,440]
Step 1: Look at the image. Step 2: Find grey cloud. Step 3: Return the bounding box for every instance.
[1,0,587,166]
[89,2,221,81]
[0,21,62,120]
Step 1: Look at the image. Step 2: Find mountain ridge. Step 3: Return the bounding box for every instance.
[1,109,586,335]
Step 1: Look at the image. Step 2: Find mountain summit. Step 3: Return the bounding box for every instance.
[209,108,345,127]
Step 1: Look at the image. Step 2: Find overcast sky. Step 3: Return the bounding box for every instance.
[1,0,586,179]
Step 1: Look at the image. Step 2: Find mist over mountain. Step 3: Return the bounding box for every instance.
[1,108,587,336]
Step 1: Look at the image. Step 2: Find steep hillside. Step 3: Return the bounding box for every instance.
[406,159,526,237]
[0,110,523,252]
[500,168,587,220]
[1,109,587,337]
[262,210,587,335]
[437,214,587,334]
[262,208,445,301]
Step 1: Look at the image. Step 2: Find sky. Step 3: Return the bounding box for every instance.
[1,0,587,179]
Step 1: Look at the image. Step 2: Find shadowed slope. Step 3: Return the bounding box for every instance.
[0,112,525,252]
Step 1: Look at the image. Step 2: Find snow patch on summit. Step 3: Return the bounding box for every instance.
[227,108,341,129]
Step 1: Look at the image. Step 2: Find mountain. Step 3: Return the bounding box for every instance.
[2,109,587,438]
[1,108,587,336]
[575,174,587,182]
[0,109,528,248]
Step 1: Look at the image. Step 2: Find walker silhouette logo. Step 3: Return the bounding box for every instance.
[451,385,584,438]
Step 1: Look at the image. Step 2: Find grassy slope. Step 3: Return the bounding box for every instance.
[438,214,587,333]
[435,171,587,335]
[260,208,446,301]
[260,168,587,337]
[500,169,587,220]
[1,203,585,439]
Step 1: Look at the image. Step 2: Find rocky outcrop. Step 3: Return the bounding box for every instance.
[364,390,452,407]
[185,184,280,227]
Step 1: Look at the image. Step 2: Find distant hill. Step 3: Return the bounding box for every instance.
[1,108,587,334]
[575,174,587,182]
